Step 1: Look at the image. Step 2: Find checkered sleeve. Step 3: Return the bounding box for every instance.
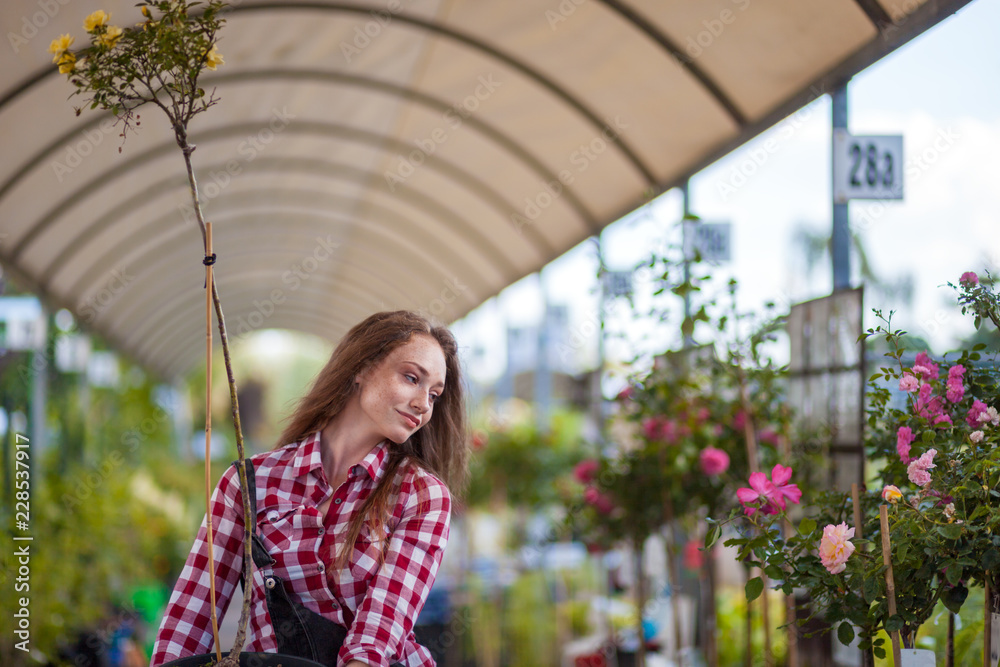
[151,464,247,666]
[340,472,451,667]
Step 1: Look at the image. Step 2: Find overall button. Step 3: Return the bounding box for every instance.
[318,563,325,571]
[317,527,325,536]
[266,510,279,522]
[334,498,343,505]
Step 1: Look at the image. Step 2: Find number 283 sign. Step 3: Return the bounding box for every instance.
[832,130,903,203]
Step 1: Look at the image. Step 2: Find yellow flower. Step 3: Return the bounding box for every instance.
[97,25,123,48]
[84,10,110,32]
[140,5,151,18]
[57,51,77,74]
[204,45,224,70]
[48,34,74,62]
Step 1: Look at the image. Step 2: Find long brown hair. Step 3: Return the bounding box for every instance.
[275,310,469,569]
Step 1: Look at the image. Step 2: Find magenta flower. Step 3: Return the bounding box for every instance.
[819,523,856,574]
[736,472,778,516]
[960,271,979,285]
[967,400,989,427]
[899,373,920,392]
[946,364,966,403]
[907,448,937,487]
[759,428,781,446]
[642,416,680,444]
[915,384,947,422]
[616,385,635,402]
[914,352,940,380]
[574,459,599,484]
[769,464,803,509]
[583,487,615,514]
[896,426,915,464]
[733,409,747,432]
[699,447,730,476]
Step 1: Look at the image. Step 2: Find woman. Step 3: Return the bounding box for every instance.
[151,311,469,667]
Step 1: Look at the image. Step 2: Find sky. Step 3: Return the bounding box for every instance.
[449,0,1000,392]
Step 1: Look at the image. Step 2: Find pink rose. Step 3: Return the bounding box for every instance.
[882,485,902,503]
[946,365,966,403]
[583,487,615,514]
[699,447,730,476]
[907,448,937,487]
[819,522,856,574]
[914,352,940,380]
[967,400,989,427]
[960,271,979,285]
[899,374,920,392]
[896,426,915,464]
[574,459,599,484]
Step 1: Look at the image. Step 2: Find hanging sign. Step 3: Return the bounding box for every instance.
[832,130,904,203]
[682,221,731,262]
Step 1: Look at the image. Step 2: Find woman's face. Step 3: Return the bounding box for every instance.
[356,333,447,444]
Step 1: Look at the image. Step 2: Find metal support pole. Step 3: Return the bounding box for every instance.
[594,234,607,444]
[832,83,851,292]
[535,272,551,434]
[681,180,695,349]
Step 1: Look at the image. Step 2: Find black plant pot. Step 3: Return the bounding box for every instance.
[160,652,327,667]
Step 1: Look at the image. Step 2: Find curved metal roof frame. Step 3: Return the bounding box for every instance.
[0,0,975,380]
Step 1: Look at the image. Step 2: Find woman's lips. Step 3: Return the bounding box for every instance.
[398,410,419,428]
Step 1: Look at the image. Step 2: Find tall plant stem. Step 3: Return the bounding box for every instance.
[182,139,253,666]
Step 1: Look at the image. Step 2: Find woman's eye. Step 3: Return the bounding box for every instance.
[405,374,417,383]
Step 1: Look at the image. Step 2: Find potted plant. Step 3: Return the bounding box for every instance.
[708,271,1000,665]
[50,3,316,665]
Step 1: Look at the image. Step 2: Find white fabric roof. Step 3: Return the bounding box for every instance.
[0,0,973,380]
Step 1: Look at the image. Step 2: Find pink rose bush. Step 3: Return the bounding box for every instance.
[707,272,1000,658]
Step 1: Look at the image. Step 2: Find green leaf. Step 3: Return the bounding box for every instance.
[862,576,879,603]
[837,622,855,646]
[945,563,963,586]
[798,517,817,535]
[745,576,764,602]
[885,614,904,633]
[705,523,721,550]
[937,524,963,540]
[982,548,1000,571]
[874,647,886,659]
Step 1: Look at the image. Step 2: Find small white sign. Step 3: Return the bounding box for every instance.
[682,221,731,263]
[833,130,904,202]
[899,649,935,667]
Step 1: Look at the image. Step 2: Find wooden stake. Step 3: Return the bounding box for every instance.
[852,484,875,667]
[779,434,799,667]
[985,576,992,667]
[879,505,901,666]
[202,222,222,662]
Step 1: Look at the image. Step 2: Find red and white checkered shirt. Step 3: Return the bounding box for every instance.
[151,431,451,667]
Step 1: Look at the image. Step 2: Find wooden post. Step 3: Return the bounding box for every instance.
[780,434,799,667]
[851,484,874,667]
[738,387,772,666]
[879,505,901,666]
[985,576,992,667]
[203,221,222,662]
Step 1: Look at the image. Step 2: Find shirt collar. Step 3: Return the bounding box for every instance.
[293,430,392,484]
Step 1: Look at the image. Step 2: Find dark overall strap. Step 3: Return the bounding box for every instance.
[231,458,405,667]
